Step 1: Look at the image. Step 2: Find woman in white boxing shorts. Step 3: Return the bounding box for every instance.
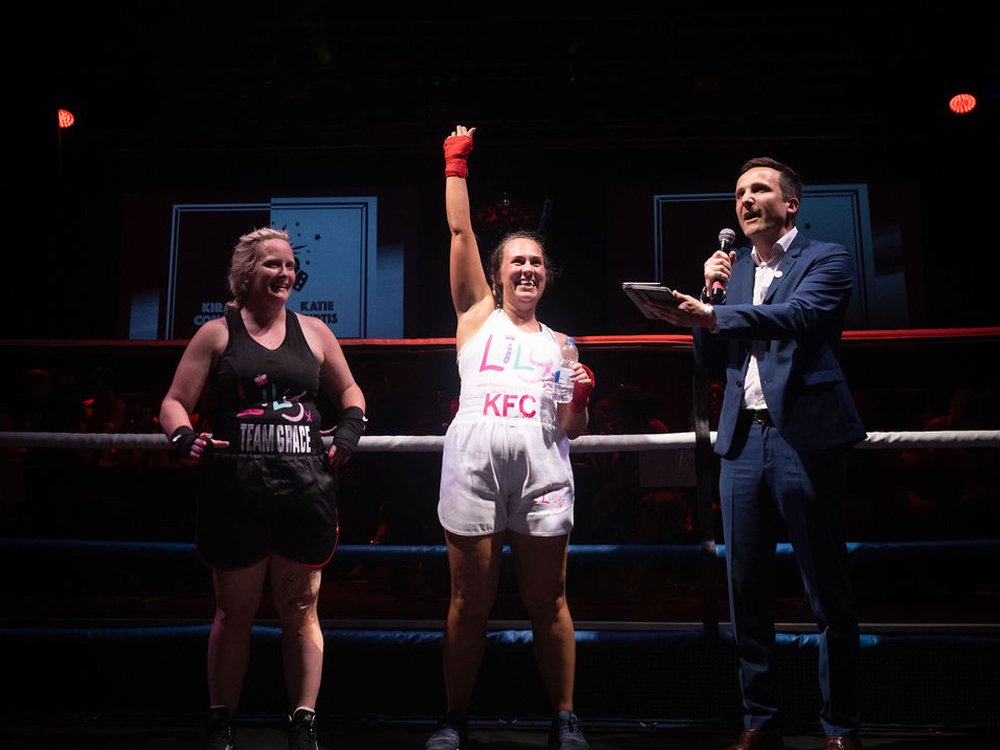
[425,126,595,750]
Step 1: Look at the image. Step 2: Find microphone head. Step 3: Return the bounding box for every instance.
[718,228,736,248]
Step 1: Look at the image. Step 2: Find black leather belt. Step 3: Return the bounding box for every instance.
[742,409,773,426]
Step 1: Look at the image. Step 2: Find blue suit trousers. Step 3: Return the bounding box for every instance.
[720,418,861,735]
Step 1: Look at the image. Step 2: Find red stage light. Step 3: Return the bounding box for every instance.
[57,109,75,128]
[948,94,977,115]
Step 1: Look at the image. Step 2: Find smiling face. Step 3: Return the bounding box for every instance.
[497,237,547,310]
[249,238,296,305]
[228,227,292,310]
[735,166,799,249]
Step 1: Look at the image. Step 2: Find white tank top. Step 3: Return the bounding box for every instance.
[453,308,561,426]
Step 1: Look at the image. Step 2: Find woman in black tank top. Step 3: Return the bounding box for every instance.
[160,228,366,750]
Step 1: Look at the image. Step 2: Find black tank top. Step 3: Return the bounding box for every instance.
[210,308,324,455]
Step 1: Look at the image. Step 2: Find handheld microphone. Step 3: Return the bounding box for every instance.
[711,228,737,304]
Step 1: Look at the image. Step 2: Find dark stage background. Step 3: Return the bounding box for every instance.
[11,7,998,340]
[3,10,1000,743]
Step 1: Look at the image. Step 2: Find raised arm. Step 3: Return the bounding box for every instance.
[444,125,494,341]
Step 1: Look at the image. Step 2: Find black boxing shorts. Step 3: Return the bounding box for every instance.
[196,453,338,569]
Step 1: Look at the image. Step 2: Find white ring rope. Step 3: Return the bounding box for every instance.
[0,430,998,451]
[853,430,1000,448]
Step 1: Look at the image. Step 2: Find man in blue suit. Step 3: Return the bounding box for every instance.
[648,158,866,750]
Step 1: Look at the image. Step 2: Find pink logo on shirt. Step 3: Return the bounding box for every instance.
[482,392,537,419]
[479,334,555,383]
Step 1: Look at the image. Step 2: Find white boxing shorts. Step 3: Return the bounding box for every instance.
[438,418,574,537]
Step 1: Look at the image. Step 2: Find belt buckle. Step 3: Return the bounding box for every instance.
[749,409,769,425]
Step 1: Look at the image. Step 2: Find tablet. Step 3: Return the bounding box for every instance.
[621,281,681,318]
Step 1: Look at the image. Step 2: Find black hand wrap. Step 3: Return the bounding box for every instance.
[169,425,198,460]
[332,406,366,457]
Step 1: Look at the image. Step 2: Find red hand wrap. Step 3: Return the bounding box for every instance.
[443,135,473,178]
[570,363,595,413]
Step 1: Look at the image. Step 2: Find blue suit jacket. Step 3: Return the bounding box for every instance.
[696,234,867,456]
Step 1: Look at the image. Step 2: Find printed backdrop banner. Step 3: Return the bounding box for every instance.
[162,197,380,339]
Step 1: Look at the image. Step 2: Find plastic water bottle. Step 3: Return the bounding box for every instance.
[552,337,578,404]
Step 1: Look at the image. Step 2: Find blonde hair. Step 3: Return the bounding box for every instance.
[226,227,290,310]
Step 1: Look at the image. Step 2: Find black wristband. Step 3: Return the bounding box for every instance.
[699,286,712,304]
[169,425,197,460]
[331,407,367,456]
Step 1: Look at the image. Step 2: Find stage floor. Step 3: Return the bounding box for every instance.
[2,717,998,749]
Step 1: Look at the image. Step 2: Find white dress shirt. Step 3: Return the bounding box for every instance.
[741,227,798,410]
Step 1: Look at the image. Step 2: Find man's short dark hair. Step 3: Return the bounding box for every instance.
[738,157,802,202]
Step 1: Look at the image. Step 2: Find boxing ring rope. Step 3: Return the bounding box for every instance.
[3,335,997,724]
[3,537,997,565]
[2,429,998,451]
[2,428,998,634]
[2,426,998,726]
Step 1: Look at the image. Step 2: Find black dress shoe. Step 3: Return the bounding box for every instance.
[724,727,783,750]
[824,736,862,750]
